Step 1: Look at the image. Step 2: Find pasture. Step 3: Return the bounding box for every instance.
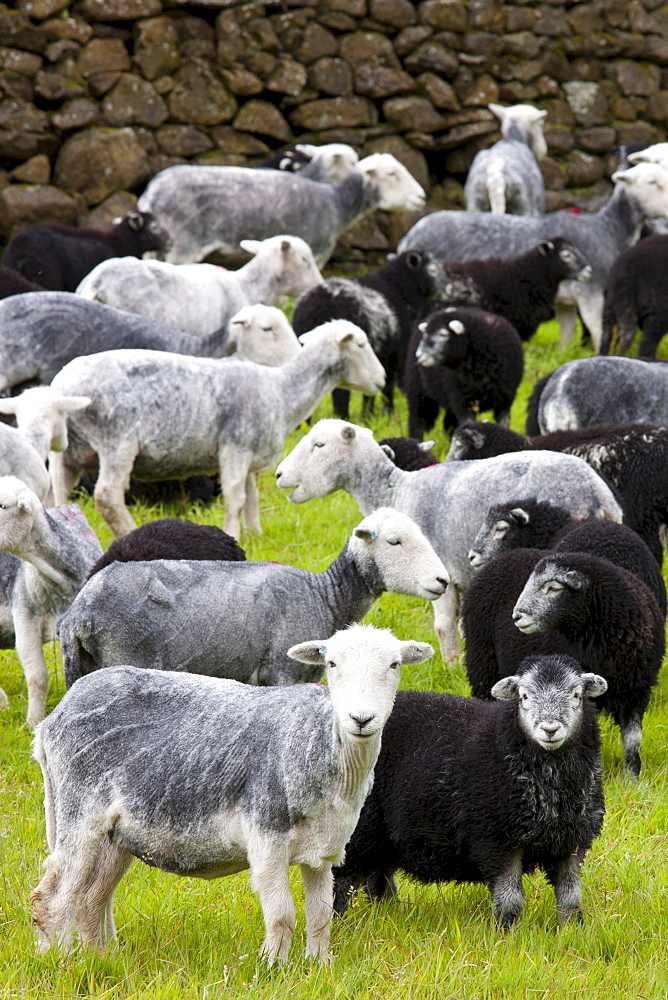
[0,321,667,1000]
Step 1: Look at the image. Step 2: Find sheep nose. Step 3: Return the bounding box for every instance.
[437,576,449,589]
[275,469,282,481]
[350,712,375,731]
[512,608,523,622]
[541,723,560,738]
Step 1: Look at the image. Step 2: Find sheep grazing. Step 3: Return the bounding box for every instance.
[137,153,426,266]
[49,320,385,539]
[0,292,233,393]
[226,305,300,366]
[292,250,446,417]
[378,437,438,471]
[437,238,591,343]
[403,306,524,437]
[75,235,323,339]
[333,654,607,927]
[0,266,44,299]
[87,519,246,579]
[31,624,433,962]
[399,162,668,349]
[275,419,622,661]
[2,211,170,293]
[465,103,547,215]
[262,142,359,182]
[600,234,668,359]
[59,507,448,687]
[0,476,101,726]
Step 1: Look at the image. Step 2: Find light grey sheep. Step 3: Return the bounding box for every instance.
[30,624,433,963]
[275,419,622,662]
[58,507,448,687]
[464,103,547,216]
[49,321,385,539]
[226,305,300,366]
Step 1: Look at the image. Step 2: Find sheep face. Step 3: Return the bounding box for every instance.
[276,419,374,502]
[415,316,467,367]
[227,305,299,367]
[121,211,171,255]
[357,154,426,212]
[512,557,590,634]
[612,162,668,218]
[541,239,591,283]
[298,322,385,396]
[238,235,323,300]
[492,655,607,750]
[351,508,449,600]
[468,505,530,569]
[0,476,41,552]
[628,141,668,171]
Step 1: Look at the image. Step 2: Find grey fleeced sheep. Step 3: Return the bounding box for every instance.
[49,320,385,539]
[403,306,524,437]
[600,234,668,359]
[0,476,102,726]
[137,153,426,267]
[464,103,547,216]
[75,235,322,338]
[399,162,668,349]
[2,212,170,292]
[333,654,607,926]
[31,624,433,963]
[275,419,623,662]
[59,507,448,687]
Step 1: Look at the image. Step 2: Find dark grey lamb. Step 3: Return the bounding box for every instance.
[600,234,668,359]
[333,654,607,927]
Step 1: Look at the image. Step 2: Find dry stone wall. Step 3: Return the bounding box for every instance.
[2,0,668,260]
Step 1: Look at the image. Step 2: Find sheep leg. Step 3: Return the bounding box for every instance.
[432,586,461,663]
[49,452,81,506]
[14,612,48,728]
[332,388,351,420]
[546,849,585,923]
[572,285,604,352]
[620,711,643,778]
[94,447,138,539]
[74,840,133,949]
[408,397,439,440]
[301,861,333,962]
[218,444,253,540]
[333,873,365,915]
[249,849,296,964]
[637,317,665,360]
[554,298,577,349]
[491,850,525,930]
[365,870,398,902]
[242,472,262,534]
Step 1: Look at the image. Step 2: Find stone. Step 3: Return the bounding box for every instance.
[325,0,366,15]
[415,71,460,109]
[613,59,662,96]
[233,100,291,141]
[469,0,503,31]
[575,126,616,154]
[534,8,568,36]
[34,69,87,101]
[499,81,539,103]
[336,213,389,251]
[77,38,131,78]
[647,91,668,122]
[308,57,352,96]
[565,150,605,186]
[355,64,415,98]
[54,127,150,205]
[194,152,247,167]
[133,42,179,81]
[18,0,69,17]
[394,25,432,57]
[562,82,608,125]
[616,122,657,146]
[41,17,93,44]
[246,52,277,79]
[369,0,415,29]
[294,22,338,63]
[134,16,177,49]
[505,8,534,32]
[209,126,270,156]
[267,57,307,97]
[290,95,378,130]
[219,67,263,96]
[0,24,46,55]
[0,184,82,237]
[0,129,53,160]
[405,39,458,76]
[544,124,575,155]
[155,124,212,157]
[0,71,34,102]
[0,48,42,76]
[10,153,50,184]
[503,31,543,59]
[339,31,400,68]
[461,73,499,106]
[383,95,446,132]
[102,73,168,127]
[168,60,236,125]
[418,1,467,33]
[538,156,566,190]
[86,190,137,229]
[428,118,497,149]
[76,0,162,20]
[45,39,81,64]
[88,71,122,98]
[0,98,48,133]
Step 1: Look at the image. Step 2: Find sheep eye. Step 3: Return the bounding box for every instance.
[387,538,402,546]
[542,580,563,594]
[521,692,528,702]
[313,441,325,449]
[0,503,9,510]
[390,661,400,670]
[326,660,336,670]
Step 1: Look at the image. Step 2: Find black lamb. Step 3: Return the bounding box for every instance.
[600,234,668,359]
[0,266,44,299]
[378,436,438,471]
[87,518,246,579]
[449,420,668,565]
[292,250,446,418]
[462,549,665,776]
[437,238,591,342]
[333,654,607,927]
[403,306,524,438]
[2,211,171,292]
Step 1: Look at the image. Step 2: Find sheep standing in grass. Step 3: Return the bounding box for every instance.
[31,624,433,963]
[49,321,385,539]
[275,419,622,661]
[59,508,448,687]
[333,654,606,926]
[75,235,323,338]
[600,234,668,359]
[0,476,101,726]
[465,103,547,216]
[137,153,426,267]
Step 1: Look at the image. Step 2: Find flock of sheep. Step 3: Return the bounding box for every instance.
[1,102,668,966]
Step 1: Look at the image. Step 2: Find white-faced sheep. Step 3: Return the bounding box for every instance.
[30,624,433,963]
[225,305,300,366]
[2,211,170,292]
[333,654,607,927]
[59,508,448,688]
[403,306,524,438]
[75,235,323,338]
[49,321,385,539]
[464,103,547,216]
[262,142,359,182]
[600,234,668,359]
[399,162,668,350]
[137,153,426,267]
[275,419,622,661]
[0,476,102,727]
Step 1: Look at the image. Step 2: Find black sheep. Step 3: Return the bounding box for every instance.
[292,250,445,418]
[403,306,524,438]
[438,237,591,342]
[378,436,438,471]
[2,211,170,293]
[0,266,44,299]
[462,549,665,776]
[600,234,668,359]
[448,420,668,566]
[333,655,607,927]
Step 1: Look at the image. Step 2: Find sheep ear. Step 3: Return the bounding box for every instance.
[448,320,465,335]
[418,321,428,333]
[462,425,485,449]
[380,444,395,460]
[420,440,436,452]
[537,240,554,256]
[581,673,608,699]
[336,327,356,345]
[537,110,548,121]
[491,675,520,700]
[240,239,262,255]
[353,526,378,543]
[127,211,143,231]
[398,640,434,665]
[0,399,18,415]
[281,239,291,255]
[564,569,587,590]
[17,492,33,512]
[287,640,327,664]
[488,102,504,120]
[58,396,91,414]
[509,508,530,525]
[341,425,356,442]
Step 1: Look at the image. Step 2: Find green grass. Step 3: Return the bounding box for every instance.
[2,322,668,999]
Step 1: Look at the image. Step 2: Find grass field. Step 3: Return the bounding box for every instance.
[1,322,667,1000]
